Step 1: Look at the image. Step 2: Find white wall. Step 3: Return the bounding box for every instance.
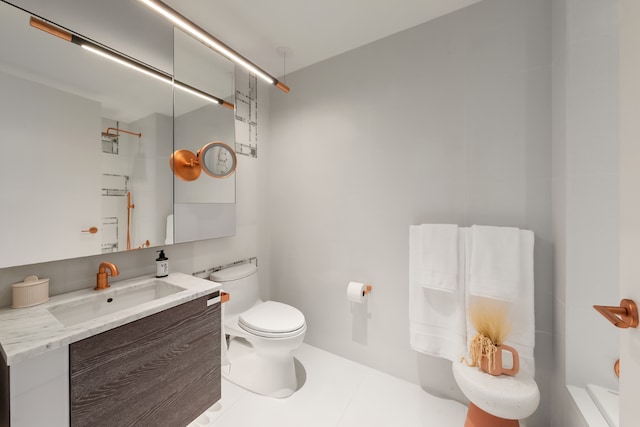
[565,0,620,390]
[552,0,620,424]
[267,0,553,425]
[551,0,569,423]
[619,3,640,425]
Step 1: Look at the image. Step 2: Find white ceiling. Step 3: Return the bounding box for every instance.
[162,0,482,79]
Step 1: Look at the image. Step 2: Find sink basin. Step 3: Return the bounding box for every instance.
[48,279,185,327]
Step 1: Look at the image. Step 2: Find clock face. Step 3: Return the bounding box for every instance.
[198,142,237,178]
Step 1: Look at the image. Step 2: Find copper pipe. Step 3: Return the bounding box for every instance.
[126,240,150,250]
[104,127,142,138]
[126,192,135,251]
[593,299,639,329]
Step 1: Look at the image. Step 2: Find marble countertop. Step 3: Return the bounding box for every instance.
[0,272,221,366]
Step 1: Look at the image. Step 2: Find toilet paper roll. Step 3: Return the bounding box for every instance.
[347,281,368,304]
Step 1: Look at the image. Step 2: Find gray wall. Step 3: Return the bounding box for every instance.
[267,0,553,425]
[552,0,620,425]
[564,0,620,390]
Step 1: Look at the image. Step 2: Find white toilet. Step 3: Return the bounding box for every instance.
[210,263,306,398]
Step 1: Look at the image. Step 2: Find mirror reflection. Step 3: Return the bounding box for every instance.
[173,28,235,204]
[0,1,235,268]
[172,28,236,243]
[199,142,237,178]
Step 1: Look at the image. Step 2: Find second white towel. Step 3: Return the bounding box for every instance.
[468,225,520,301]
[464,228,536,377]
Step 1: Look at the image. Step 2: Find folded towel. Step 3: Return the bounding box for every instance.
[409,226,467,362]
[165,214,174,245]
[415,224,459,292]
[508,229,535,377]
[468,225,520,301]
[465,228,536,377]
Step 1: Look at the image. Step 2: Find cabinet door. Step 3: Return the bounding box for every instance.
[70,295,220,427]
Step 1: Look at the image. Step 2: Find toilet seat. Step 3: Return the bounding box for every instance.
[239,301,306,338]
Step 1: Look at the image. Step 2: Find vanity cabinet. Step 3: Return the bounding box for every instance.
[0,292,221,427]
[70,293,221,427]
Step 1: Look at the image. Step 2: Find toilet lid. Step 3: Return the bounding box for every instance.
[239,301,306,337]
[210,263,257,282]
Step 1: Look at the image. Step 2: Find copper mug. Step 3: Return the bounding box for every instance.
[480,344,520,376]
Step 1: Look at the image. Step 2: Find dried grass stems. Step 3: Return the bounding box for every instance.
[463,298,512,370]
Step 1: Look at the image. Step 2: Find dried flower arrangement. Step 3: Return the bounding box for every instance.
[463,298,512,371]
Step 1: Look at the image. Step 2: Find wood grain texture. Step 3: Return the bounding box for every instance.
[70,294,221,427]
[0,357,8,427]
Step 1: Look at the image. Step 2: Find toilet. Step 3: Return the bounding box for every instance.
[210,263,306,398]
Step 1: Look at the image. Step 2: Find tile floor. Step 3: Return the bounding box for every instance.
[189,344,468,427]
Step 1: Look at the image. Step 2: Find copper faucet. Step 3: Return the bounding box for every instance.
[95,262,119,290]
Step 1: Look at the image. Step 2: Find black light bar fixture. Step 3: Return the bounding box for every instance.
[29,17,234,110]
[138,0,290,93]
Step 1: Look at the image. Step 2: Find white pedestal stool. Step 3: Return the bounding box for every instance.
[452,361,540,427]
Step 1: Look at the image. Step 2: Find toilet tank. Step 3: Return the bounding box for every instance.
[210,263,260,316]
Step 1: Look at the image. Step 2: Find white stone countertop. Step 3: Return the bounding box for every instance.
[0,272,221,366]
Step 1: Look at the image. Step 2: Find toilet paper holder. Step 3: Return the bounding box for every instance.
[347,282,372,303]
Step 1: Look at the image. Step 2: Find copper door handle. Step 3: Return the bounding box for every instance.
[593,299,639,328]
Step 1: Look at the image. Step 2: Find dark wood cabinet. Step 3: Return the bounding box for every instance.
[70,293,221,427]
[1,357,8,427]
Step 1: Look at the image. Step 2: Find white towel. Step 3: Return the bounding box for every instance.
[165,214,174,245]
[465,229,536,377]
[416,224,459,292]
[409,226,467,362]
[468,225,520,301]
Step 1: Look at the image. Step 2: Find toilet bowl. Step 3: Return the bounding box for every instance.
[210,263,306,398]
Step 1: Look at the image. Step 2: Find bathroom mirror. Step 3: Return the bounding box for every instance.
[172,28,236,243]
[0,1,236,267]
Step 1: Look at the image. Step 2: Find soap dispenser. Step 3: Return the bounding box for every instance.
[156,250,169,278]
